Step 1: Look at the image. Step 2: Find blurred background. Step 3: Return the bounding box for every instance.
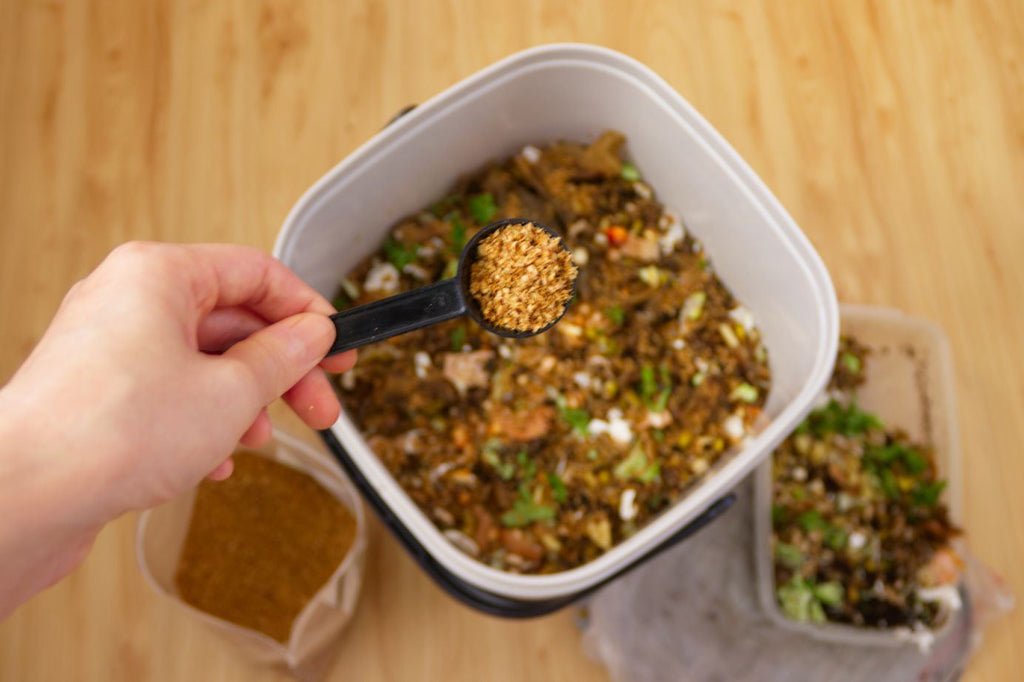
[0,1,1021,680]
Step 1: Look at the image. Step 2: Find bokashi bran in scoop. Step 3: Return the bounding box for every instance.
[469,222,577,332]
[174,451,357,643]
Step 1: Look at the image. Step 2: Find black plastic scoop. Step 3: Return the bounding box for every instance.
[326,218,577,356]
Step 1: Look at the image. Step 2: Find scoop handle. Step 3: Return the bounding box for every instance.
[327,278,466,355]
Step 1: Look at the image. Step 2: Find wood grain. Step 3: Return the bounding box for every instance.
[2,1,1022,680]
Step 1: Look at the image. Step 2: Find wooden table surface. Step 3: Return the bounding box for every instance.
[1,1,1022,680]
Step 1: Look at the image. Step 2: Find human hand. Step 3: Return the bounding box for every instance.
[0,242,354,614]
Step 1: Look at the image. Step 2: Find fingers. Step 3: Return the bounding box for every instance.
[197,307,266,353]
[182,244,336,321]
[283,368,342,430]
[239,409,272,448]
[320,349,357,374]
[207,458,235,481]
[221,312,335,411]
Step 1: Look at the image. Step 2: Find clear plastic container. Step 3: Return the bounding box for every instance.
[136,430,367,681]
[754,304,963,647]
[274,43,839,606]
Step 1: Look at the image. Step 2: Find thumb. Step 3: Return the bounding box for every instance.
[221,312,335,409]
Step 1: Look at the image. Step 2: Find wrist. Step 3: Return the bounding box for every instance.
[0,388,107,616]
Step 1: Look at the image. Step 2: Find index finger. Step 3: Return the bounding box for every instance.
[183,244,336,321]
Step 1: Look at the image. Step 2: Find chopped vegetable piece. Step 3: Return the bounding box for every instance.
[614,446,650,481]
[551,392,591,437]
[331,291,350,311]
[383,237,418,270]
[482,447,515,480]
[638,462,661,484]
[340,277,360,300]
[778,578,825,623]
[824,526,848,551]
[681,291,706,321]
[730,383,759,403]
[774,542,804,569]
[841,352,861,373]
[548,473,568,504]
[913,480,947,507]
[442,259,459,280]
[516,450,537,481]
[802,400,882,437]
[605,305,625,325]
[501,486,556,527]
[449,214,467,254]
[620,162,641,181]
[450,325,467,351]
[797,510,828,533]
[604,225,629,247]
[813,582,844,607]
[468,193,498,224]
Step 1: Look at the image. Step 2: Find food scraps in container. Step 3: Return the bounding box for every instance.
[335,131,771,574]
[771,337,960,630]
[174,452,358,643]
[469,221,577,333]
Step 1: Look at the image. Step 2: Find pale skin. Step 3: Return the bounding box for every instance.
[0,242,356,619]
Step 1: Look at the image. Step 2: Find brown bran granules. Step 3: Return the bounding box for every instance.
[174,451,357,643]
[469,222,577,332]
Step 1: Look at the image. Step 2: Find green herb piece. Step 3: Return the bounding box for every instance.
[586,449,599,461]
[620,162,641,181]
[547,473,568,504]
[730,382,759,403]
[605,305,626,325]
[468,193,498,224]
[481,444,515,480]
[772,504,787,525]
[639,364,673,412]
[640,365,658,402]
[797,510,828,533]
[638,461,661,484]
[813,581,844,607]
[500,485,555,527]
[449,214,467,254]
[383,236,419,270]
[450,325,467,351]
[879,468,900,499]
[912,479,947,507]
[331,291,350,311]
[430,194,459,218]
[868,443,904,464]
[552,392,591,436]
[562,407,591,436]
[516,450,537,481]
[778,577,824,622]
[824,526,848,552]
[805,400,883,437]
[774,542,804,569]
[652,429,665,443]
[841,352,861,373]
[441,259,459,280]
[614,445,650,480]
[902,448,929,475]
